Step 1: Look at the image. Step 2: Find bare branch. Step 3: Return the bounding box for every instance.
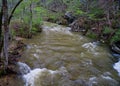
[8,0,23,24]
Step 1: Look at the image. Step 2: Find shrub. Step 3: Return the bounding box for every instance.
[103,26,113,34]
[111,29,120,42]
[87,32,97,39]
[88,8,105,19]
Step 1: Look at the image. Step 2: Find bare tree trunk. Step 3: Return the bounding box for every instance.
[2,0,23,71]
[0,7,3,59]
[21,7,25,21]
[2,0,9,70]
[106,11,111,28]
[29,2,33,35]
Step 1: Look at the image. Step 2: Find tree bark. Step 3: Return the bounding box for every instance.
[0,7,3,55]
[0,7,3,40]
[29,2,33,35]
[2,0,9,70]
[0,0,23,71]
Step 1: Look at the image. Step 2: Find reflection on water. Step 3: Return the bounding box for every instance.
[22,22,120,86]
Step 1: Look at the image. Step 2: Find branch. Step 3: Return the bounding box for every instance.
[8,0,23,24]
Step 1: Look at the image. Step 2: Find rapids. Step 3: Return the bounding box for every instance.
[19,22,120,86]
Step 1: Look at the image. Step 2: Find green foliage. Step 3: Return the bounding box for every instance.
[88,8,104,19]
[31,27,38,34]
[65,0,81,12]
[103,26,113,34]
[87,32,97,39]
[19,28,25,35]
[111,29,120,42]
[11,29,16,37]
[33,17,42,26]
[34,7,47,14]
[75,9,86,16]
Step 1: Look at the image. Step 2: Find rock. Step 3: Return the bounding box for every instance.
[64,11,76,24]
[111,41,120,54]
[110,41,120,61]
[74,79,88,86]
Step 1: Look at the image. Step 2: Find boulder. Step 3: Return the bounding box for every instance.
[64,11,76,24]
[110,41,120,61]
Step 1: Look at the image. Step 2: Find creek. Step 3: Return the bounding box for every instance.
[18,22,120,86]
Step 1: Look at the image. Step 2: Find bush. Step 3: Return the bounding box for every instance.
[103,26,113,34]
[88,8,105,19]
[10,19,30,38]
[87,32,97,39]
[111,29,120,42]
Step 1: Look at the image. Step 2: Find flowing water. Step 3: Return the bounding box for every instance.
[20,22,120,86]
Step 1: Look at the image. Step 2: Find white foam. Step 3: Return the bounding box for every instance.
[33,53,39,59]
[23,68,58,86]
[42,22,73,35]
[50,27,72,35]
[89,76,97,85]
[23,67,68,86]
[113,60,120,76]
[82,42,97,54]
[82,42,96,49]
[101,75,113,80]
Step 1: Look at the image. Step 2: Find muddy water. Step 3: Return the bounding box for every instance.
[21,22,120,86]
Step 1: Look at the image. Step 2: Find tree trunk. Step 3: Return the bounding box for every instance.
[0,7,3,55]
[29,2,33,35]
[2,0,9,70]
[106,11,111,28]
[0,0,23,71]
